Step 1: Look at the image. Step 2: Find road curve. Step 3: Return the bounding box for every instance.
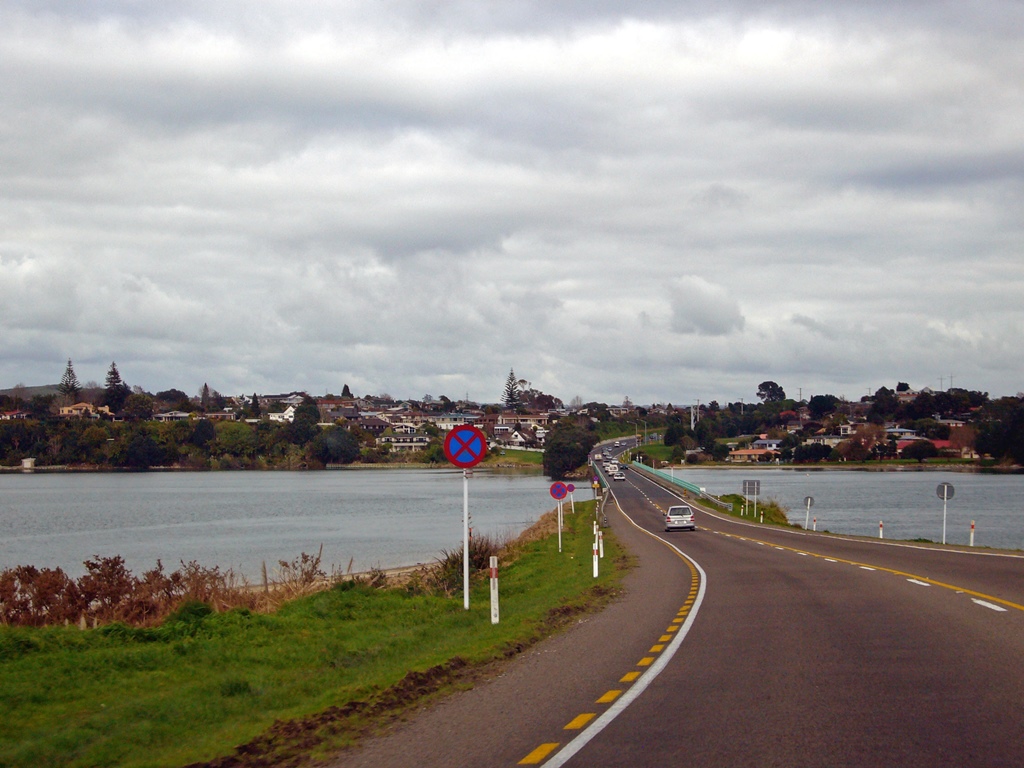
[332,456,1024,767]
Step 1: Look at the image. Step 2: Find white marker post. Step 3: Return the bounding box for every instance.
[598,529,604,558]
[593,534,599,578]
[970,520,975,547]
[879,520,884,539]
[813,517,817,531]
[489,556,499,624]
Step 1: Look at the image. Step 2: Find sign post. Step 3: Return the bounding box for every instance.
[804,496,814,530]
[743,480,761,522]
[937,482,955,545]
[550,482,568,553]
[443,425,488,610]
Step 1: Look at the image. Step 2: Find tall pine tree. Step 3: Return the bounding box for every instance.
[57,359,81,404]
[502,368,521,411]
[103,361,130,412]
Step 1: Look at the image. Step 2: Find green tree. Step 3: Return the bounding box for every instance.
[341,384,353,398]
[214,421,256,457]
[250,393,261,418]
[502,369,521,411]
[58,359,81,404]
[124,431,162,469]
[309,427,360,464]
[901,440,939,463]
[122,393,154,421]
[808,394,840,420]
[756,381,786,403]
[102,362,131,413]
[542,422,597,478]
[283,402,321,446]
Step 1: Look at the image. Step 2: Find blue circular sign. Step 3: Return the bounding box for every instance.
[443,425,488,469]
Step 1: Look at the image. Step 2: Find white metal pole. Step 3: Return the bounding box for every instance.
[942,497,948,545]
[463,470,470,610]
[805,500,810,530]
[598,529,604,558]
[557,500,563,553]
[593,534,599,578]
[970,520,975,547]
[879,520,883,539]
[570,492,575,515]
[813,517,817,531]
[489,556,499,624]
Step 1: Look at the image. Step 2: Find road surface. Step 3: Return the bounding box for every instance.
[333,455,1024,767]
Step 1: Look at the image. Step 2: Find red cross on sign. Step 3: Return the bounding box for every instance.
[443,425,488,469]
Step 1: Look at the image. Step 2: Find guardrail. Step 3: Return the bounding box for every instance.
[629,462,732,510]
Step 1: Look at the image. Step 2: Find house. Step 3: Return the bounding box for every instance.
[751,437,783,451]
[357,416,391,435]
[205,410,239,422]
[59,402,112,419]
[268,406,297,424]
[0,410,28,421]
[727,448,778,463]
[154,410,192,423]
[377,432,431,452]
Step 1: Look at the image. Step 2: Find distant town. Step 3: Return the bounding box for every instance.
[1,362,1022,473]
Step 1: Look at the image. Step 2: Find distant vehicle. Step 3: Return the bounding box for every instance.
[613,441,621,446]
[594,452,603,460]
[665,505,696,531]
[613,471,626,481]
[606,462,619,474]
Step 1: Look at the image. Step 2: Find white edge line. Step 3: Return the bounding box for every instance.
[971,598,1008,612]
[542,498,707,768]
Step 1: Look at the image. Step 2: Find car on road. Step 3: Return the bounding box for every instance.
[613,471,626,481]
[665,505,696,531]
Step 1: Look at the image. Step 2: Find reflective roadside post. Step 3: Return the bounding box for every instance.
[937,482,955,545]
[804,496,814,530]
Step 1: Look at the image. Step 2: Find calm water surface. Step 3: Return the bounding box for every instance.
[667,467,1024,550]
[0,469,564,578]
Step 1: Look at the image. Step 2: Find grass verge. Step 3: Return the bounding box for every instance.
[0,501,625,768]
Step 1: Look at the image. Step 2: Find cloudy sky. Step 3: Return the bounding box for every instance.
[2,1,1022,407]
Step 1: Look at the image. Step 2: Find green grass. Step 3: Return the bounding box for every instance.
[485,448,544,465]
[0,503,623,768]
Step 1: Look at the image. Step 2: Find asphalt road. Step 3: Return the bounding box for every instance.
[332,454,1024,767]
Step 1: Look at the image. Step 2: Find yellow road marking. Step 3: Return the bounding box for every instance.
[620,671,641,683]
[649,644,665,652]
[519,743,560,764]
[638,657,655,666]
[596,690,622,704]
[564,713,596,730]
[658,635,672,642]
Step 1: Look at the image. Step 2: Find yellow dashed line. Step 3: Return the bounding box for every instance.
[658,635,672,642]
[620,671,641,683]
[596,689,623,704]
[519,743,560,764]
[564,713,596,730]
[649,644,665,653]
[638,657,655,666]
[666,625,679,633]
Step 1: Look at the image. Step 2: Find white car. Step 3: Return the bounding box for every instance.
[665,505,696,531]
[613,471,626,481]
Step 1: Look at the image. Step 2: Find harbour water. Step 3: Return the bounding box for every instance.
[665,467,1024,550]
[3,467,1023,582]
[0,469,562,578]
